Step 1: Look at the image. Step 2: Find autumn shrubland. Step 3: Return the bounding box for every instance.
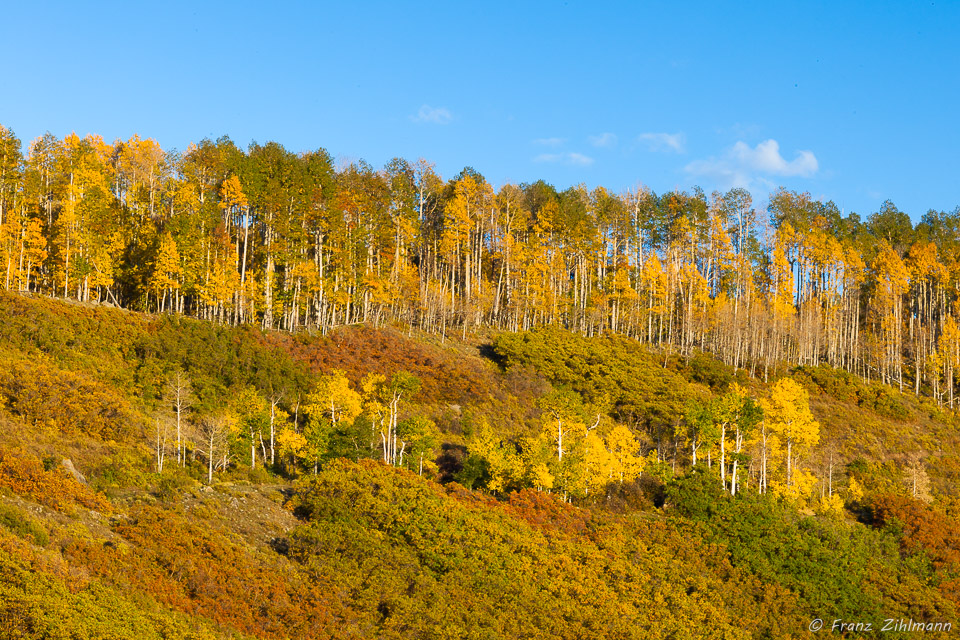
[2,291,960,637]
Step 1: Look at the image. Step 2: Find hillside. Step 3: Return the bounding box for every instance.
[1,291,959,638]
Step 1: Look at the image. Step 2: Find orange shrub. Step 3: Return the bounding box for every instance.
[0,447,111,513]
[259,326,492,404]
[67,506,356,639]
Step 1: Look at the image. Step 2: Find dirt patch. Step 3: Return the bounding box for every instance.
[180,482,298,547]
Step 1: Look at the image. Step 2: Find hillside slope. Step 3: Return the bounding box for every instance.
[0,291,959,638]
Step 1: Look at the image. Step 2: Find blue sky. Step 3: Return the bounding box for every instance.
[2,1,957,219]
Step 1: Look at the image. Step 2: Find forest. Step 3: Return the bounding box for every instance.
[2,125,959,401]
[2,124,960,637]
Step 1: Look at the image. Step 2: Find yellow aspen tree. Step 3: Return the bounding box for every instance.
[120,134,167,220]
[57,173,79,298]
[706,203,735,297]
[752,400,781,495]
[151,232,182,312]
[88,231,124,304]
[815,234,845,367]
[302,370,362,473]
[199,227,240,322]
[219,175,251,320]
[304,370,363,428]
[605,424,645,483]
[442,176,477,303]
[574,430,612,496]
[871,242,909,388]
[396,416,440,475]
[713,386,740,492]
[520,435,556,491]
[358,371,420,465]
[383,372,421,465]
[726,387,762,496]
[842,245,866,374]
[493,183,529,325]
[0,217,14,290]
[639,253,668,344]
[906,241,947,394]
[470,420,524,493]
[610,263,637,333]
[0,126,21,230]
[765,378,819,492]
[21,218,47,292]
[938,314,960,408]
[58,133,111,301]
[767,233,796,374]
[361,373,388,454]
[537,389,586,463]
[276,427,308,474]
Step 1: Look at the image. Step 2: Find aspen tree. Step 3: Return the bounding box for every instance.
[871,242,909,388]
[154,417,169,473]
[470,420,524,493]
[396,416,440,475]
[679,401,718,468]
[0,126,22,228]
[303,370,362,472]
[605,425,645,484]
[21,218,47,292]
[196,412,237,483]
[728,393,762,496]
[383,372,421,466]
[537,389,586,463]
[236,387,270,470]
[151,233,182,312]
[164,370,194,466]
[219,175,250,321]
[765,378,819,490]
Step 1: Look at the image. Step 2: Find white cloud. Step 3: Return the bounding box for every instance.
[730,139,818,176]
[567,152,594,166]
[638,132,686,153]
[588,132,617,148]
[533,137,566,146]
[411,105,453,124]
[685,139,819,190]
[534,152,595,166]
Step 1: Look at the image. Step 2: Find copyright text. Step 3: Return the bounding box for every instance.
[808,618,952,633]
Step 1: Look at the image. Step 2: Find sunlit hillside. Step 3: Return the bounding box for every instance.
[0,291,958,638]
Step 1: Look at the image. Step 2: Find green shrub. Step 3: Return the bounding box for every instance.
[494,328,693,438]
[0,504,49,546]
[863,382,910,419]
[149,473,196,501]
[792,364,910,419]
[684,352,734,391]
[792,364,861,402]
[663,470,934,623]
[91,449,150,492]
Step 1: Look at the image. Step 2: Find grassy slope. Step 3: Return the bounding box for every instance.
[793,365,960,502]
[0,291,959,638]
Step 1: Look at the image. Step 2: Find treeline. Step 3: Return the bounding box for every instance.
[3,125,960,403]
